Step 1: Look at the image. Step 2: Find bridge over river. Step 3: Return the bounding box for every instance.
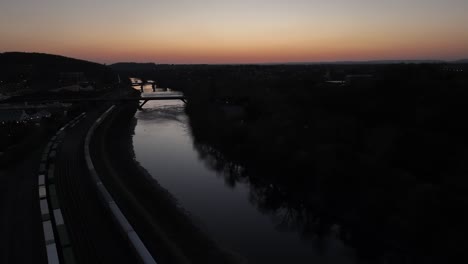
[0,91,186,111]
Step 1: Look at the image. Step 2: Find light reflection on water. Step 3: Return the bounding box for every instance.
[131,82,356,264]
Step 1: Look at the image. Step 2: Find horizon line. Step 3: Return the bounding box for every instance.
[1,51,467,65]
[111,59,467,65]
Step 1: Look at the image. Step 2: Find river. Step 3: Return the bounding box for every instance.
[130,80,358,263]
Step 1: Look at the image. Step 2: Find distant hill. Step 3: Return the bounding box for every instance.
[110,62,157,72]
[262,60,447,65]
[451,59,468,64]
[110,60,468,68]
[0,52,118,91]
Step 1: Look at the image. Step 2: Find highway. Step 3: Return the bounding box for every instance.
[0,105,140,263]
[51,107,136,263]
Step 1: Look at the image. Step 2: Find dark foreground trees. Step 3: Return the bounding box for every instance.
[179,63,468,264]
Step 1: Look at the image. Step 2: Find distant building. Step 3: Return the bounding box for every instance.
[51,84,94,92]
[325,80,345,85]
[0,110,29,123]
[442,66,464,72]
[0,94,11,102]
[28,110,51,121]
[0,82,27,94]
[59,72,86,85]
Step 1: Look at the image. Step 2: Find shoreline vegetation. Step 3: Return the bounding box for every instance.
[120,62,468,263]
[2,52,468,263]
[184,66,468,263]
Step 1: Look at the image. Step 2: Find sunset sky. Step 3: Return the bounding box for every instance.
[1,0,467,64]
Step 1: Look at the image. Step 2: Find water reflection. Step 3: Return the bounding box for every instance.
[193,142,359,263]
[193,141,349,250]
[137,105,186,124]
[194,142,247,188]
[185,98,464,264]
[132,100,358,264]
[130,77,360,264]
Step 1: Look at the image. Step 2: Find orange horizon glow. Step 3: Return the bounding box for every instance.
[1,0,467,64]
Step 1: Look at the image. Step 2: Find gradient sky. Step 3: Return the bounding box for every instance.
[1,0,467,63]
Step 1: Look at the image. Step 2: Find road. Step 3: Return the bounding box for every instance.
[53,108,136,263]
[0,106,139,263]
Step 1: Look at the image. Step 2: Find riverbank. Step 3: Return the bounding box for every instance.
[184,79,468,263]
[90,102,243,264]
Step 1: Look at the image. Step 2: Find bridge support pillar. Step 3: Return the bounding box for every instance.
[138,100,149,110]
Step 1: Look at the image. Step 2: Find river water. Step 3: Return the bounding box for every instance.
[130,80,357,264]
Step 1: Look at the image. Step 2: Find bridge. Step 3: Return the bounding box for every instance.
[131,81,157,92]
[135,93,186,108]
[0,92,186,111]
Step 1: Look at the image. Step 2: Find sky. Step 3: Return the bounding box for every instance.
[1,0,467,64]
